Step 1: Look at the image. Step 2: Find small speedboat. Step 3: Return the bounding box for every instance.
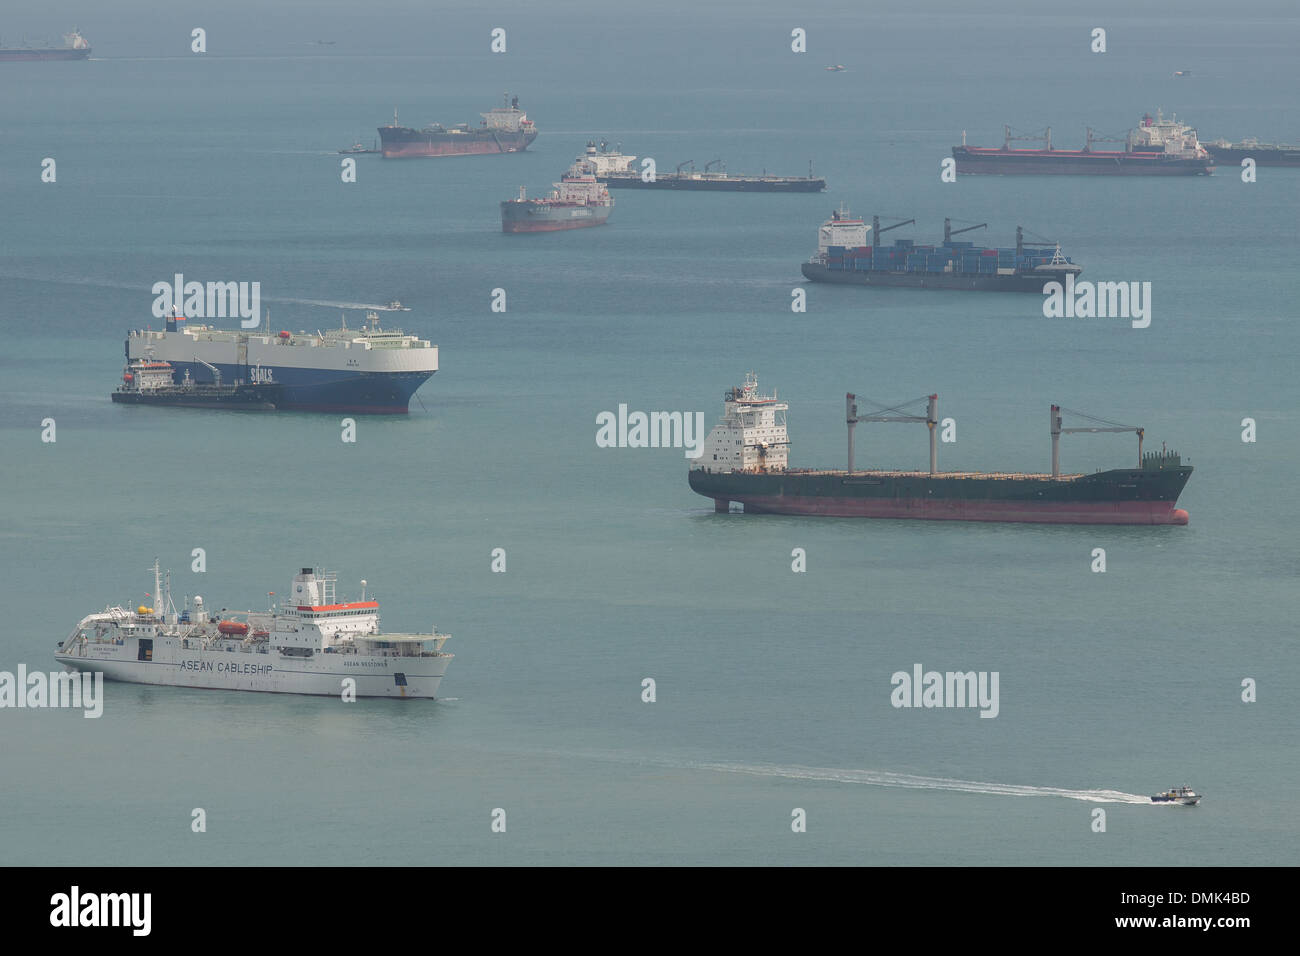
[1151,786,1201,805]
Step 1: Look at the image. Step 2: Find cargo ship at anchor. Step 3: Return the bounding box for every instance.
[124,309,437,413]
[800,207,1081,292]
[500,153,613,233]
[377,93,537,158]
[1204,137,1300,167]
[0,30,90,61]
[598,155,826,192]
[687,375,1192,525]
[56,562,452,699]
[952,111,1213,175]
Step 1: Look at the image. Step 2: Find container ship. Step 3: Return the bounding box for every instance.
[378,93,537,158]
[124,310,437,413]
[0,30,89,61]
[56,563,452,699]
[800,207,1081,292]
[952,111,1213,175]
[501,153,613,233]
[598,154,826,192]
[687,374,1192,526]
[1204,138,1300,167]
[112,358,280,410]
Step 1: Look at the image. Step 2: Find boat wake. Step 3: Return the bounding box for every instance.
[550,749,1151,804]
[675,759,1152,804]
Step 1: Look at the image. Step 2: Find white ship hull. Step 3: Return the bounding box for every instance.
[56,636,450,699]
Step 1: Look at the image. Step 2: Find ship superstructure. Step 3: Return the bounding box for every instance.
[55,563,452,699]
[500,153,614,232]
[689,378,1192,525]
[378,93,538,158]
[124,310,437,413]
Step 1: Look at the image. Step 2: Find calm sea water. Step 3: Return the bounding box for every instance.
[1,2,1297,865]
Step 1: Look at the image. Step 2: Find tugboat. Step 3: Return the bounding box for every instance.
[55,562,453,698]
[1150,786,1202,805]
[338,138,379,155]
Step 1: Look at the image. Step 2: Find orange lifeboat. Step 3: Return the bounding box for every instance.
[217,620,249,636]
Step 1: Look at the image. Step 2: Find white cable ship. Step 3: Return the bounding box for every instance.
[55,563,452,699]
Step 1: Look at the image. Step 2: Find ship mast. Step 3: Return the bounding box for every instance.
[1051,405,1145,476]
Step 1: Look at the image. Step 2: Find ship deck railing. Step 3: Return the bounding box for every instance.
[784,468,1088,481]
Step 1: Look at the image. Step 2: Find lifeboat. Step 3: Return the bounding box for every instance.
[278,330,291,339]
[217,620,249,636]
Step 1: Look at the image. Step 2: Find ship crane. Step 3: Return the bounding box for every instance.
[193,357,222,387]
[677,160,695,175]
[1051,405,1144,476]
[871,215,916,244]
[1004,125,1052,151]
[1083,127,1129,152]
[846,393,939,475]
[704,158,725,175]
[944,218,987,243]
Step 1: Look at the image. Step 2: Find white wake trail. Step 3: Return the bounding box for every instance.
[545,749,1151,805]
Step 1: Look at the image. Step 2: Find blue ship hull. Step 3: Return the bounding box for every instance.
[158,360,433,414]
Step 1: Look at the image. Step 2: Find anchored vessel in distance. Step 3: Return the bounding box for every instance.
[125,310,437,413]
[0,30,90,61]
[1204,137,1300,167]
[800,207,1081,292]
[687,375,1192,525]
[589,140,825,192]
[56,563,452,699]
[378,93,537,158]
[952,111,1214,175]
[501,152,614,232]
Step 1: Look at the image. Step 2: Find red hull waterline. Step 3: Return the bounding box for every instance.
[382,142,520,158]
[501,219,609,233]
[715,496,1190,525]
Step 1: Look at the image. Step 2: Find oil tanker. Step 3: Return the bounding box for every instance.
[112,358,280,410]
[0,30,90,61]
[952,111,1213,176]
[377,94,537,158]
[687,375,1192,526]
[1204,138,1300,167]
[800,207,1081,292]
[501,154,613,233]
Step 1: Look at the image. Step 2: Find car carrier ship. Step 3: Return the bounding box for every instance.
[378,93,537,158]
[800,207,1081,292]
[124,309,437,413]
[0,29,90,61]
[687,374,1192,525]
[55,563,452,699]
[501,152,613,232]
[952,111,1213,175]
